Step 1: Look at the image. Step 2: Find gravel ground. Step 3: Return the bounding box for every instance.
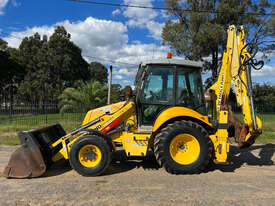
[1,144,275,206]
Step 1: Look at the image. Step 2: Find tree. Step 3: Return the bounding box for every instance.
[88,62,108,84]
[17,26,91,104]
[110,83,122,103]
[0,39,23,106]
[48,26,90,93]
[120,85,133,100]
[253,83,275,112]
[162,0,273,79]
[59,81,108,113]
[17,33,51,104]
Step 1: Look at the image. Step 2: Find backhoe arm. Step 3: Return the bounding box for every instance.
[231,26,262,147]
[209,25,262,163]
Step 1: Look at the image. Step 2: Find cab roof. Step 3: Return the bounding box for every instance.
[141,58,203,68]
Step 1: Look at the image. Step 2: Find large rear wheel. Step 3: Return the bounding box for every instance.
[154,120,212,174]
[69,135,112,176]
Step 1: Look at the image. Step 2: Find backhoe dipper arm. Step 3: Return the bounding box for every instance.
[232,26,262,147]
[209,25,262,163]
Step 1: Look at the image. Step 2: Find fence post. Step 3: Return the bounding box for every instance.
[45,104,48,124]
[9,103,12,123]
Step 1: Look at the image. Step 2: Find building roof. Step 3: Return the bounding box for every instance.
[141,58,203,68]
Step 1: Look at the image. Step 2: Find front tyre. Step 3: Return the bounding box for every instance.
[154,120,212,174]
[69,135,112,176]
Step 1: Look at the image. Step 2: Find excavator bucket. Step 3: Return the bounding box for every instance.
[228,108,261,148]
[3,124,66,178]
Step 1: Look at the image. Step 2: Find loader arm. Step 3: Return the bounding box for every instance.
[209,25,262,161]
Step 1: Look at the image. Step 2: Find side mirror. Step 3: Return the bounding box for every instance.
[126,87,134,98]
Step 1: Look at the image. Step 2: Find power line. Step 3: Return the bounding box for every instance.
[68,0,166,10]
[68,0,275,16]
[83,54,138,66]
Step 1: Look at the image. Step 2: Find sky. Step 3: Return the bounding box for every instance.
[0,0,274,87]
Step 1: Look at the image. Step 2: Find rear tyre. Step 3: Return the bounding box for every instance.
[154,120,212,174]
[69,135,112,176]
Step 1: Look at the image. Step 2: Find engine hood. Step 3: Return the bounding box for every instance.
[82,101,126,126]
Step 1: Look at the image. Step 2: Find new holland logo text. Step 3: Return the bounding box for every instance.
[217,73,225,112]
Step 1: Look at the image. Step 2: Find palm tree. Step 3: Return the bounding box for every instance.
[59,81,108,114]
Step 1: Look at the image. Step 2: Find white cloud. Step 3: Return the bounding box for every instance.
[59,17,128,54]
[123,79,131,85]
[117,68,137,77]
[252,64,275,78]
[10,15,274,85]
[123,0,158,28]
[114,75,123,80]
[146,21,164,40]
[121,0,165,41]
[112,9,121,16]
[11,0,20,7]
[0,0,9,15]
[160,10,169,19]
[4,17,169,86]
[4,25,55,48]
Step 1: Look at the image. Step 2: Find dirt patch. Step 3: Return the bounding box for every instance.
[0,132,17,137]
[1,144,275,206]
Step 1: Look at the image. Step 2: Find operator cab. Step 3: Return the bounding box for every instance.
[135,58,205,128]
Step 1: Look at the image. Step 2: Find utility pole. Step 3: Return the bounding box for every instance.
[107,65,113,105]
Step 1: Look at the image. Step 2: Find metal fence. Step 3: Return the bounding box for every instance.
[0,102,273,131]
[0,104,86,130]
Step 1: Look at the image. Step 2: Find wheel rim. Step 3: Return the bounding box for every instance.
[78,145,102,168]
[169,134,200,165]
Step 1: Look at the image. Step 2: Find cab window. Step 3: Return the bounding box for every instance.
[142,67,173,105]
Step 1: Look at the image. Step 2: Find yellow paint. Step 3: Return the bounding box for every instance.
[169,134,200,165]
[52,150,64,162]
[215,111,229,162]
[121,132,150,156]
[236,27,262,140]
[51,140,69,162]
[82,101,126,126]
[153,107,212,132]
[209,25,262,163]
[52,102,136,162]
[78,145,102,168]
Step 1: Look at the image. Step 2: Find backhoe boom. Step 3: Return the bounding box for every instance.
[209,25,262,163]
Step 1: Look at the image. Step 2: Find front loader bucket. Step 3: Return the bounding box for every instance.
[3,124,66,178]
[3,139,46,178]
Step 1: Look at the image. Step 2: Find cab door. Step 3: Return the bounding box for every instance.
[137,65,175,126]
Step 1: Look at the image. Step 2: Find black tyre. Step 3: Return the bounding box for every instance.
[69,135,112,176]
[154,120,212,174]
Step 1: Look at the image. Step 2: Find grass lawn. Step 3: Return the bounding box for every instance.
[0,113,85,145]
[257,114,275,143]
[0,113,274,145]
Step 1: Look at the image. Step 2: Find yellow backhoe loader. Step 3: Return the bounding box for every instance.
[3,25,263,178]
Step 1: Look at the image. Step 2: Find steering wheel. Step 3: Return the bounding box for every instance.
[150,90,159,101]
